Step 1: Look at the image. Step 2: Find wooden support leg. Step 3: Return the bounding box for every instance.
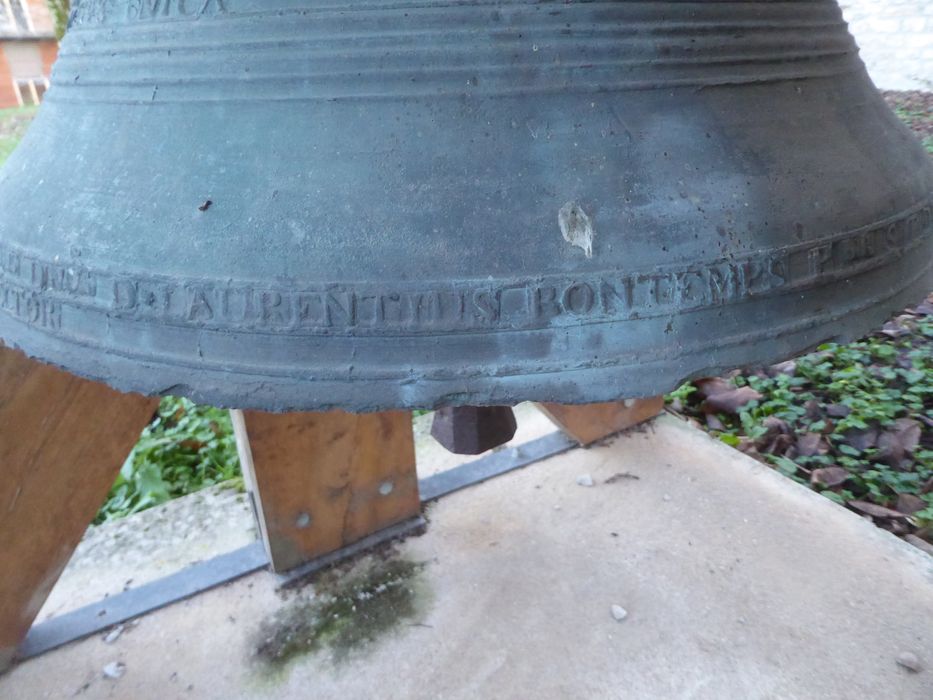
[0,344,158,671]
[536,397,665,446]
[231,409,421,573]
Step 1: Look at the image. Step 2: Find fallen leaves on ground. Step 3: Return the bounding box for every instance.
[668,293,933,551]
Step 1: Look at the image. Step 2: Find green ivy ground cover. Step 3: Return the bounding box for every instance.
[95,398,242,524]
[668,299,933,543]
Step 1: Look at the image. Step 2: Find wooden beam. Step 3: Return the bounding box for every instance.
[0,343,158,672]
[536,397,665,446]
[231,409,421,573]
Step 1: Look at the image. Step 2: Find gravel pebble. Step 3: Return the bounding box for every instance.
[103,626,124,644]
[896,651,923,673]
[611,605,629,622]
[102,662,126,680]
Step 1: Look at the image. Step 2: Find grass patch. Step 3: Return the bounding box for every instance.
[885,90,933,154]
[0,106,38,166]
[892,106,933,154]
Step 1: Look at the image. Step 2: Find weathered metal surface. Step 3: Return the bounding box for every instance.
[431,406,518,455]
[0,0,930,411]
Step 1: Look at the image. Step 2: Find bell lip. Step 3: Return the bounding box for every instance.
[1,272,928,413]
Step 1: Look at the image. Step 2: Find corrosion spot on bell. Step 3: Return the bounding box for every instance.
[559,202,595,258]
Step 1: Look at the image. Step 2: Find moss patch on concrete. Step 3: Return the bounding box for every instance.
[254,555,430,671]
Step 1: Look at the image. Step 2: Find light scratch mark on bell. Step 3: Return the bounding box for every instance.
[559,202,595,258]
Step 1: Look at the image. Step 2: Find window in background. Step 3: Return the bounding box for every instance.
[0,0,33,34]
[3,41,47,106]
[14,77,48,105]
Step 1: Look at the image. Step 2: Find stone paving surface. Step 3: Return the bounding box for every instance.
[4,415,932,699]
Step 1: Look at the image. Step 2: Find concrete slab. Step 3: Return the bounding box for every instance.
[4,415,932,699]
[37,484,258,622]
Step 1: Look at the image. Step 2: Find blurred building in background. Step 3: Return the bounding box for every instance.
[841,0,933,90]
[0,0,57,109]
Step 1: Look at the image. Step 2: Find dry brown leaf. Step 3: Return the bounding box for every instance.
[811,467,849,488]
[879,520,910,536]
[804,400,823,421]
[880,320,911,338]
[797,432,825,457]
[896,493,927,515]
[770,360,797,376]
[702,387,762,415]
[922,477,933,495]
[693,377,733,399]
[848,500,907,519]
[874,419,922,468]
[705,414,726,431]
[762,416,791,433]
[754,416,790,450]
[893,418,922,453]
[762,433,794,456]
[842,428,879,452]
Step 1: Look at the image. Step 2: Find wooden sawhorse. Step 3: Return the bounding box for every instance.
[0,342,662,670]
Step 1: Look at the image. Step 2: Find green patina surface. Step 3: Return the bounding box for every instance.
[0,91,928,525]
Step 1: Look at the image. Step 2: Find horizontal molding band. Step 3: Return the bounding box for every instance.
[56,0,859,100]
[68,0,847,32]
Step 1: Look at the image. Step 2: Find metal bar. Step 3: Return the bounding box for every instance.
[18,431,577,660]
[19,543,269,659]
[419,431,576,502]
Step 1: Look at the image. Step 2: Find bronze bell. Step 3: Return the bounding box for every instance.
[0,0,929,412]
